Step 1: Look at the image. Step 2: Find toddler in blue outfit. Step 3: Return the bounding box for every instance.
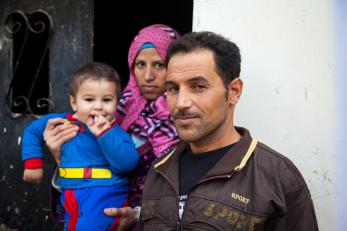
[21,62,139,230]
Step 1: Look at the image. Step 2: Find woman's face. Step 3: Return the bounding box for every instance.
[134,48,167,100]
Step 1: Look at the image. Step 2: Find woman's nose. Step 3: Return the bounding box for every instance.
[144,67,155,81]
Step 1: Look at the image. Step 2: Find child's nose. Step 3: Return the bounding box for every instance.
[93,101,103,110]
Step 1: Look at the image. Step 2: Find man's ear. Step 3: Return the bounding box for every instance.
[70,95,77,111]
[227,78,243,105]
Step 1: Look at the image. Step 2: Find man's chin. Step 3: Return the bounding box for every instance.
[176,130,200,142]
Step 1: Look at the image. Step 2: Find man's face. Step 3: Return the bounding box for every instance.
[166,49,234,147]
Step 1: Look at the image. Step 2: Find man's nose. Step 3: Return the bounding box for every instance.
[175,88,192,109]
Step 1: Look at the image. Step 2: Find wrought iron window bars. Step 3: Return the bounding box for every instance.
[5,10,54,118]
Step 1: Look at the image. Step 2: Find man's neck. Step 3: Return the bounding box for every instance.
[189,126,241,154]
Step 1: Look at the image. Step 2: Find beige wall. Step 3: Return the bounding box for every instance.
[193,0,340,230]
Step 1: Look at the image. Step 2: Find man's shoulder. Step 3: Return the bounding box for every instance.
[255,141,295,165]
[253,141,308,192]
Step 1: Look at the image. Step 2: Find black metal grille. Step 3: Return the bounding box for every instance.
[5,10,54,117]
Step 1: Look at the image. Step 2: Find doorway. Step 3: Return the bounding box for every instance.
[93,0,193,89]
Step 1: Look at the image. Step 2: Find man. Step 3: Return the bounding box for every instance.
[137,31,319,230]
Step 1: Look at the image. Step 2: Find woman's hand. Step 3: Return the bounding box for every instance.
[104,207,139,231]
[43,118,79,164]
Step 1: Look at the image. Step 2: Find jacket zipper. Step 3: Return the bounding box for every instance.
[155,170,235,230]
[198,173,234,184]
[155,169,181,230]
[176,221,181,231]
[180,173,235,230]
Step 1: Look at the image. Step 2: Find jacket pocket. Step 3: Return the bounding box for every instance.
[139,214,175,231]
[182,198,264,231]
[183,220,226,231]
[139,199,176,231]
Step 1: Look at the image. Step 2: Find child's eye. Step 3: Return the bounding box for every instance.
[84,98,93,102]
[103,98,113,103]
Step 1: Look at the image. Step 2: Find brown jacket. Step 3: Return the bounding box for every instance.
[138,127,319,231]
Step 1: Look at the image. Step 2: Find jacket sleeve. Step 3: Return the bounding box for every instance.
[268,183,319,231]
[283,184,319,231]
[21,113,66,161]
[22,117,48,161]
[97,125,139,174]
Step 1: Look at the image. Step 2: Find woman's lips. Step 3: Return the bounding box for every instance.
[141,85,157,93]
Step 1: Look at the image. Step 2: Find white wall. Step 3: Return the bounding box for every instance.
[193,0,340,230]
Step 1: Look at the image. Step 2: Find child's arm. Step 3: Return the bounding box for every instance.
[21,113,68,183]
[22,119,47,183]
[97,125,140,174]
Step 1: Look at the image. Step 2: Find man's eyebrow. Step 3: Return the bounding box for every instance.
[166,76,207,84]
[187,76,208,83]
[165,80,176,86]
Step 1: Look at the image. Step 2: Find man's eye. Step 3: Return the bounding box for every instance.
[166,86,178,94]
[192,84,207,91]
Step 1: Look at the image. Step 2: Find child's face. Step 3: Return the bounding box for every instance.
[70,79,118,124]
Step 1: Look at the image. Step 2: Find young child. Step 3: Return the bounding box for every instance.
[21,62,139,230]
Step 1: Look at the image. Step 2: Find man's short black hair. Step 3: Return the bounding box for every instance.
[165,31,241,89]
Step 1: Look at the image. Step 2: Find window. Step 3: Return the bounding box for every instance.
[5,10,54,117]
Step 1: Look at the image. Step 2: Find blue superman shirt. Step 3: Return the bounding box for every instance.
[21,112,140,189]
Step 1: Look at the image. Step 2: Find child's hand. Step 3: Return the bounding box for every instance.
[23,169,43,183]
[87,113,115,136]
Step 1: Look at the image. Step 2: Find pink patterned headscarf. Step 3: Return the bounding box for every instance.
[116,24,180,157]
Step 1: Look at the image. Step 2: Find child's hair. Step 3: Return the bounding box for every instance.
[69,62,122,100]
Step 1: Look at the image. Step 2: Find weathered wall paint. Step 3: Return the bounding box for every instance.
[336,1,347,231]
[193,0,343,230]
[0,0,93,229]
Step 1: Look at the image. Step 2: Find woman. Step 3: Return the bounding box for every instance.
[116,24,180,208]
[44,24,180,230]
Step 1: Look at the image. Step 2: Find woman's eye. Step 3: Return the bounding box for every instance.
[155,63,165,69]
[135,61,145,69]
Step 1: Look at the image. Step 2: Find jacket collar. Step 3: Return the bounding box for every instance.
[154,127,257,179]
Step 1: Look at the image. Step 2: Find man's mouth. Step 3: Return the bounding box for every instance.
[174,114,199,126]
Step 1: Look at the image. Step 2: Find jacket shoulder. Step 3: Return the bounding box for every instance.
[253,141,309,193]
